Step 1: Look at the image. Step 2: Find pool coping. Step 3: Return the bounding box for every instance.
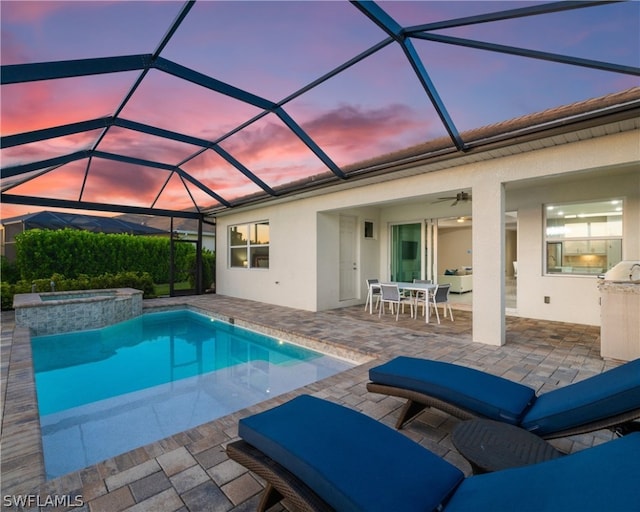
[1,324,46,495]
[1,302,374,497]
[172,303,374,365]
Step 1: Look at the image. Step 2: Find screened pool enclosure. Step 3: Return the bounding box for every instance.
[2,1,638,219]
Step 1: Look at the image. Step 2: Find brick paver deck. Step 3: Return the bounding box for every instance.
[1,295,615,511]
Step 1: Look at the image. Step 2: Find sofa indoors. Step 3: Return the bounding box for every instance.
[439,268,472,293]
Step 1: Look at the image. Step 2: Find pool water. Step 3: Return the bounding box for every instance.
[31,310,354,478]
[40,291,115,301]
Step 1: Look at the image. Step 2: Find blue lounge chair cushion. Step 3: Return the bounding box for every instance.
[520,358,640,435]
[238,394,464,512]
[445,432,640,511]
[369,357,536,424]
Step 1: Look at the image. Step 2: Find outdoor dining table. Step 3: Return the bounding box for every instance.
[376,281,437,323]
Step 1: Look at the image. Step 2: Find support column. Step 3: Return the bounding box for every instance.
[471,179,506,346]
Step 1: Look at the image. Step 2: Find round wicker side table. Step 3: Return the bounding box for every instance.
[452,418,564,474]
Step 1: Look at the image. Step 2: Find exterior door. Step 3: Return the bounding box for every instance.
[339,215,358,300]
[390,223,421,282]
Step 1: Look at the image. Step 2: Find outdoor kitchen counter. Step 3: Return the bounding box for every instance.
[599,261,640,362]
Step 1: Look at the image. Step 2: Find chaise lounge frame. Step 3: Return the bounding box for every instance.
[227,439,328,512]
[228,395,640,512]
[366,382,640,439]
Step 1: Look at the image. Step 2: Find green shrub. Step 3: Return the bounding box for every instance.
[15,229,196,283]
[4,229,212,309]
[0,256,20,284]
[187,250,216,290]
[1,282,14,310]
[1,271,157,310]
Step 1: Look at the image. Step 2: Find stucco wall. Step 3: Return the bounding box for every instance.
[511,169,640,326]
[214,129,639,334]
[216,202,319,310]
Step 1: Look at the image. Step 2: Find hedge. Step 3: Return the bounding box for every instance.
[188,250,216,290]
[16,229,195,283]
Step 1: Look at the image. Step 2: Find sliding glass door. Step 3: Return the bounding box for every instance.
[390,223,421,282]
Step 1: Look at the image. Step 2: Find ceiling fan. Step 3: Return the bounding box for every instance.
[432,191,472,206]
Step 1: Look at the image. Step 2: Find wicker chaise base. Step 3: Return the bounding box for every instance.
[366,382,640,439]
[366,382,478,429]
[227,440,331,512]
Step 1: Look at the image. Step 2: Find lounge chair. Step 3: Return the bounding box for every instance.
[227,395,640,512]
[367,356,640,438]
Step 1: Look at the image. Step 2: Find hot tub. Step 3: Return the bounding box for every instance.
[13,288,143,335]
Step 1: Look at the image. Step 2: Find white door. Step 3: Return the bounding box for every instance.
[339,215,358,300]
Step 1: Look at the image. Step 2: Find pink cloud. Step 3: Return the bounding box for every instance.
[1,73,137,136]
[3,1,636,217]
[1,29,32,64]
[180,149,264,201]
[120,71,262,142]
[308,103,420,148]
[216,102,430,178]
[7,161,87,199]
[80,159,168,206]
[97,127,199,167]
[300,103,431,165]
[0,1,65,25]
[153,174,220,212]
[2,130,103,168]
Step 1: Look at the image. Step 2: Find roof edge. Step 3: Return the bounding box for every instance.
[207,87,640,215]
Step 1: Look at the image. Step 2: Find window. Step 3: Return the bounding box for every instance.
[364,220,375,239]
[545,200,622,276]
[229,221,269,269]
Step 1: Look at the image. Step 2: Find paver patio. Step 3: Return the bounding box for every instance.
[1,294,615,511]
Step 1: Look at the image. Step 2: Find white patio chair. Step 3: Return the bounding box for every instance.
[364,279,382,314]
[379,284,414,321]
[413,279,433,317]
[429,283,454,324]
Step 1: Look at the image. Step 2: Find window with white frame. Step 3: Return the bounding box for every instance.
[229,221,270,269]
[545,199,622,276]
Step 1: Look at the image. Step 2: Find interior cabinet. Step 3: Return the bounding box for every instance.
[547,239,622,275]
[564,240,607,255]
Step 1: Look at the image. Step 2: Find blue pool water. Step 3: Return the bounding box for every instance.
[31,310,354,478]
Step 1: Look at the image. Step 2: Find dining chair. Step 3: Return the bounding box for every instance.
[379,284,414,321]
[364,279,382,314]
[430,283,454,324]
[413,279,433,317]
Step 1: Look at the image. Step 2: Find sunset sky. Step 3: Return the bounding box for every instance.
[1,0,639,220]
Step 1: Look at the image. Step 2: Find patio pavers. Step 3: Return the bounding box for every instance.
[0,296,615,511]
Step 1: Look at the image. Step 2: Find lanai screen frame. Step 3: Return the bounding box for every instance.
[1,0,639,221]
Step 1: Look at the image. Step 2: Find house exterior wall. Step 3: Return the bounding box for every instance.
[216,202,319,310]
[214,129,639,343]
[511,167,640,326]
[174,231,216,253]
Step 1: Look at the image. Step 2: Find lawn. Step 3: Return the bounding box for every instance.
[153,281,192,296]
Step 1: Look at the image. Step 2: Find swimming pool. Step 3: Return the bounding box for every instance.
[31,309,354,478]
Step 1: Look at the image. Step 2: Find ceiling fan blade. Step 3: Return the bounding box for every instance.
[432,192,471,205]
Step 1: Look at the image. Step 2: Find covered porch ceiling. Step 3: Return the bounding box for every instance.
[2,1,639,220]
